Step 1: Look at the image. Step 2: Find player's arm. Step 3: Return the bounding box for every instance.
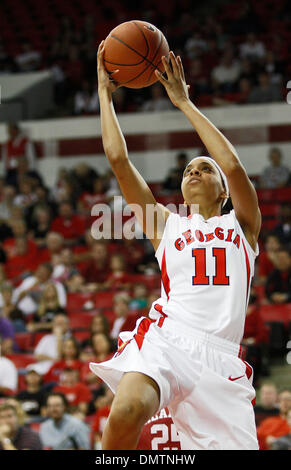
[97,41,170,251]
[156,52,261,249]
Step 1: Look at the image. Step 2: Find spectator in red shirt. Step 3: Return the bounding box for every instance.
[38,231,64,264]
[92,386,114,450]
[53,368,92,415]
[257,389,291,449]
[254,382,279,427]
[81,240,110,285]
[1,122,37,185]
[51,201,86,245]
[241,289,270,387]
[4,236,39,281]
[258,234,281,284]
[103,254,132,292]
[110,292,140,339]
[44,337,83,385]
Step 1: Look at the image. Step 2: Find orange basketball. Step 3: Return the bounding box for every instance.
[103,20,170,89]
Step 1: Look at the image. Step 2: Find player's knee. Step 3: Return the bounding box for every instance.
[108,398,149,434]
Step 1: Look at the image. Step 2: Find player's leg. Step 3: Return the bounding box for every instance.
[102,371,160,450]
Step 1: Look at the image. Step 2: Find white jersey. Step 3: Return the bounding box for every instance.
[148,210,259,344]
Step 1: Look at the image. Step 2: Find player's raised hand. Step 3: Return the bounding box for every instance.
[155,51,190,108]
[97,41,120,94]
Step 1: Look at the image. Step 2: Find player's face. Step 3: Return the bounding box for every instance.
[181,158,225,208]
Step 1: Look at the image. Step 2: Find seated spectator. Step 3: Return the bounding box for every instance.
[65,270,98,294]
[257,234,281,284]
[241,289,270,386]
[13,263,67,317]
[52,369,92,415]
[1,122,36,185]
[77,177,108,218]
[271,409,291,450]
[40,392,90,449]
[15,40,41,72]
[13,177,37,210]
[27,282,67,333]
[254,382,279,427]
[116,237,146,273]
[240,32,266,61]
[272,204,291,248]
[162,152,188,193]
[70,162,99,195]
[74,79,99,115]
[110,292,140,339]
[29,204,52,247]
[0,185,16,222]
[33,313,72,375]
[257,389,291,450]
[0,282,25,332]
[51,201,86,245]
[0,337,18,397]
[44,336,83,385]
[259,147,290,189]
[3,218,37,258]
[0,312,15,345]
[265,248,291,304]
[80,332,115,390]
[0,402,42,450]
[211,49,241,92]
[103,254,132,292]
[140,83,174,112]
[81,240,110,285]
[4,236,39,282]
[39,232,65,264]
[16,367,49,420]
[92,386,114,450]
[129,283,148,311]
[80,314,110,351]
[51,248,77,283]
[185,31,208,60]
[248,72,282,104]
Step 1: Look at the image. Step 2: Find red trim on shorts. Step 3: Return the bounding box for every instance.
[161,249,170,300]
[242,239,251,304]
[154,303,168,328]
[241,359,256,406]
[134,318,154,350]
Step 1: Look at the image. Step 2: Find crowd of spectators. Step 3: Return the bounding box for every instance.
[0,0,290,117]
[0,117,290,448]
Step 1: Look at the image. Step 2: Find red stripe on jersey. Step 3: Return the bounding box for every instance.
[161,249,170,300]
[154,303,168,328]
[134,318,154,350]
[242,239,251,304]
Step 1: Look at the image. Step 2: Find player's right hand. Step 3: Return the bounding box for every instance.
[97,40,121,94]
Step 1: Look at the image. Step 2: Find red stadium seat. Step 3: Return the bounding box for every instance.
[260,204,281,217]
[69,312,94,330]
[73,331,90,342]
[95,291,115,309]
[14,332,33,352]
[256,189,278,203]
[259,303,291,328]
[276,187,291,203]
[67,292,97,312]
[6,354,36,369]
[32,332,47,348]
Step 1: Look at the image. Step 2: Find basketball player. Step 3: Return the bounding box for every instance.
[90,41,261,450]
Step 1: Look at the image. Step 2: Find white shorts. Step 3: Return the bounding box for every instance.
[89,316,259,450]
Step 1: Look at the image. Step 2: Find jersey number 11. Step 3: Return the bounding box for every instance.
[192,247,229,286]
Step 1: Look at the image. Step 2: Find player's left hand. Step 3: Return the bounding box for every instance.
[155,51,190,108]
